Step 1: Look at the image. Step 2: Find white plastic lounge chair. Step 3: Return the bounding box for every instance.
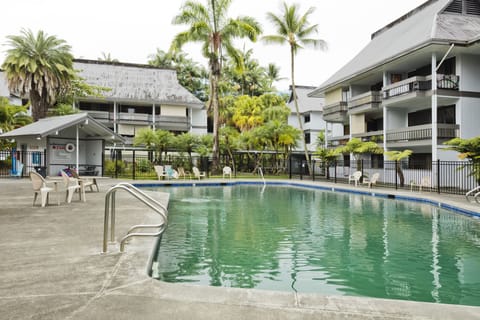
[192,166,206,180]
[61,170,84,203]
[363,172,380,188]
[222,166,232,179]
[166,167,179,179]
[348,171,362,186]
[411,176,431,192]
[177,167,191,179]
[154,165,167,180]
[30,171,59,207]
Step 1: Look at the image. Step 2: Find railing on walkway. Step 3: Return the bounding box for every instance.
[466,186,480,204]
[103,182,168,253]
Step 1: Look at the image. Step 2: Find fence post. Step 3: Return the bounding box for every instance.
[395,160,398,190]
[289,156,292,179]
[312,159,315,182]
[334,160,337,183]
[132,150,136,180]
[437,159,440,194]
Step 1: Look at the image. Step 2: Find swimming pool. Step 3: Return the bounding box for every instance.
[150,184,480,306]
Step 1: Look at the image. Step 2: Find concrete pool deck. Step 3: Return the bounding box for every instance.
[1,177,480,319]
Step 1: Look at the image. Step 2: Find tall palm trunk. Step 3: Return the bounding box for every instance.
[290,47,312,175]
[29,90,49,121]
[210,72,220,171]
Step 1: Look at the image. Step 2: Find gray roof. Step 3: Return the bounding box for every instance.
[0,113,124,142]
[74,59,204,108]
[287,86,324,113]
[312,0,480,94]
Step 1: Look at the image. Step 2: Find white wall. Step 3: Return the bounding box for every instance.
[190,108,207,134]
[386,108,407,129]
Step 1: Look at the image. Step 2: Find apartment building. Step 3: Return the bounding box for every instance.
[73,59,207,146]
[287,85,342,151]
[309,0,480,165]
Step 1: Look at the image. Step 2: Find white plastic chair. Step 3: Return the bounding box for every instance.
[348,171,362,186]
[192,167,206,180]
[222,166,232,179]
[61,171,84,203]
[363,172,380,188]
[30,171,59,207]
[154,165,167,180]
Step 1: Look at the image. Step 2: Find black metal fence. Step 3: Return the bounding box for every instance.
[1,148,478,195]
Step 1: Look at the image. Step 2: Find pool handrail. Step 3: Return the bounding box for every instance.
[103,182,168,253]
[465,186,480,203]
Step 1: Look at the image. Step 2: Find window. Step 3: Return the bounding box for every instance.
[304,114,310,123]
[305,132,311,144]
[408,153,432,170]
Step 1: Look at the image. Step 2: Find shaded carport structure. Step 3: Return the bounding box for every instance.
[0,113,124,177]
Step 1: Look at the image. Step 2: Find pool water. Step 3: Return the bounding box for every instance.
[151,185,480,306]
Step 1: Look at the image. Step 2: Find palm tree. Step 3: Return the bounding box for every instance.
[98,52,119,62]
[1,29,75,121]
[170,0,262,171]
[265,63,286,91]
[0,98,32,132]
[263,3,327,175]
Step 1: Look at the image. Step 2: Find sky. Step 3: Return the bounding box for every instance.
[1,0,427,91]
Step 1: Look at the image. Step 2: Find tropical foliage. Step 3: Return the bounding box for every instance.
[170,0,262,170]
[444,136,480,182]
[148,49,209,101]
[1,29,76,121]
[263,2,327,175]
[385,149,413,187]
[0,97,32,132]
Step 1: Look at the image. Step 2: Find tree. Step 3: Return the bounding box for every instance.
[337,137,383,170]
[174,132,199,164]
[0,98,32,132]
[171,0,262,171]
[444,136,480,183]
[133,128,174,163]
[1,29,76,121]
[263,2,327,175]
[98,52,119,62]
[385,150,413,187]
[148,49,208,101]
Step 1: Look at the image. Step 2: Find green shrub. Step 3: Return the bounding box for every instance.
[105,160,125,175]
[136,158,152,173]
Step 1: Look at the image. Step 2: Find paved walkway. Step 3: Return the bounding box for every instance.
[0,177,479,319]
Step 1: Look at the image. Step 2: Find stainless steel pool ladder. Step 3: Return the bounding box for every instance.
[103,182,168,253]
[465,186,480,204]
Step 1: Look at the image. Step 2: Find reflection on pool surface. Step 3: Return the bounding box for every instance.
[151,185,480,306]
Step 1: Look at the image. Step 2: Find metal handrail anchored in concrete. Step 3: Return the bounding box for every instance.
[465,186,480,204]
[103,183,168,253]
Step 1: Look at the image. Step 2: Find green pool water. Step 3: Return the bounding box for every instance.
[151,185,480,306]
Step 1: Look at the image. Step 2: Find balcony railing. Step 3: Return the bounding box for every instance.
[351,130,384,143]
[348,91,382,113]
[323,101,348,122]
[326,134,349,148]
[386,124,459,143]
[383,74,459,100]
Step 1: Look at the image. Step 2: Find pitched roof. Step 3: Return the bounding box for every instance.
[0,113,124,142]
[74,59,204,108]
[311,0,480,94]
[287,86,323,113]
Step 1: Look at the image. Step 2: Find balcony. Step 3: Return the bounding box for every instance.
[382,74,459,107]
[351,130,384,143]
[326,134,349,148]
[155,116,189,131]
[323,101,348,123]
[386,123,459,147]
[348,91,382,114]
